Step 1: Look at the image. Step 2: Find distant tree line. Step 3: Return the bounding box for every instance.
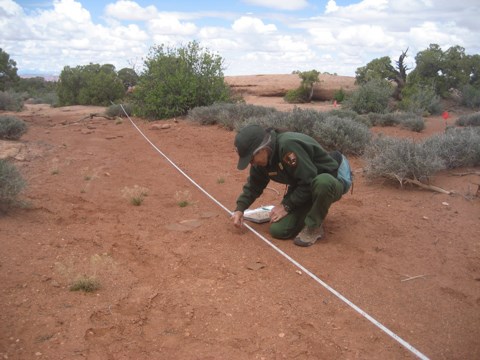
[2,43,480,116]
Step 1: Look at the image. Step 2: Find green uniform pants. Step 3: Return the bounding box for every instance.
[269,173,344,239]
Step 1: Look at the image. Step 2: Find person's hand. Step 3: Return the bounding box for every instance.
[269,204,288,223]
[231,210,244,228]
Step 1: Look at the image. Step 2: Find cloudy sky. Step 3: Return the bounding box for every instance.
[1,0,479,77]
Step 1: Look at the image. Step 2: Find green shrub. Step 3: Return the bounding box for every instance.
[423,127,480,168]
[0,159,26,205]
[399,84,442,115]
[0,91,24,111]
[0,115,27,140]
[363,135,445,184]
[133,41,231,120]
[29,92,58,106]
[106,103,133,117]
[284,87,310,103]
[344,79,393,114]
[284,70,320,104]
[456,112,480,127]
[57,63,125,106]
[333,88,346,103]
[460,84,480,109]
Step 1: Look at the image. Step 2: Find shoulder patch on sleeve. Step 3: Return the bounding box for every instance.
[283,152,298,167]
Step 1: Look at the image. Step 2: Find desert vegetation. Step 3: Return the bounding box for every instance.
[1,42,480,196]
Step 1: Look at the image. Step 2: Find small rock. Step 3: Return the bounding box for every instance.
[150,123,171,130]
[278,333,285,338]
[422,216,429,220]
[442,202,449,206]
[35,352,42,356]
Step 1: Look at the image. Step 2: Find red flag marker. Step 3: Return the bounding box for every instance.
[442,111,449,120]
[333,100,337,107]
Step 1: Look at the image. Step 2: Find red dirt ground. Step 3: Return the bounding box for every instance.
[1,75,479,360]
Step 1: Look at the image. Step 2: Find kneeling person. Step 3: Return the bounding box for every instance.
[231,124,346,247]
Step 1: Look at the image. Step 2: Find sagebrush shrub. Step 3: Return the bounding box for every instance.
[0,159,26,205]
[366,112,424,132]
[312,116,371,155]
[106,103,133,118]
[363,135,445,184]
[0,91,24,111]
[188,103,278,130]
[456,112,480,127]
[239,108,370,154]
[0,115,27,140]
[423,127,480,168]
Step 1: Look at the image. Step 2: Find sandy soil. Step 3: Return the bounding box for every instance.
[1,75,479,360]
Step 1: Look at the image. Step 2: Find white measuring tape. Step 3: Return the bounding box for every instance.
[119,105,429,360]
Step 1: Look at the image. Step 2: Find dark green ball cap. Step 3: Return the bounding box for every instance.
[234,124,266,170]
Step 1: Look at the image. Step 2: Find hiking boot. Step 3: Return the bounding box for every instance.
[294,225,324,247]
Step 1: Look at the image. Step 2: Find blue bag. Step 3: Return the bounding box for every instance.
[337,154,353,194]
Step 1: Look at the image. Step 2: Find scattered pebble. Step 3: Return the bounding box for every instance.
[442,202,449,206]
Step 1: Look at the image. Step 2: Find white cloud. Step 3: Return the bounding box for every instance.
[232,16,277,34]
[242,0,309,11]
[337,25,394,48]
[148,15,197,36]
[0,0,23,17]
[1,0,480,77]
[105,0,157,21]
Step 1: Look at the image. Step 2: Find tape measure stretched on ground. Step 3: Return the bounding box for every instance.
[118,104,430,360]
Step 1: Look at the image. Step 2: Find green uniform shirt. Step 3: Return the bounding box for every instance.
[235,130,339,213]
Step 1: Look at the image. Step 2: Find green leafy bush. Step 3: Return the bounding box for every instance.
[344,79,393,114]
[284,70,320,104]
[333,88,346,103]
[0,115,27,139]
[57,63,125,106]
[0,159,26,205]
[460,84,480,108]
[133,41,231,120]
[456,112,480,127]
[399,83,442,115]
[0,91,24,111]
[284,87,311,103]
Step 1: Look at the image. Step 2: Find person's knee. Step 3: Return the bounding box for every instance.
[269,222,295,239]
[312,174,341,199]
